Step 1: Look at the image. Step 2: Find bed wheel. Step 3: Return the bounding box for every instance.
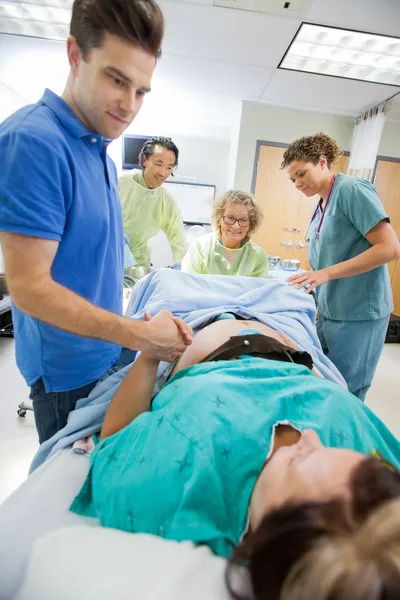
[17,408,27,417]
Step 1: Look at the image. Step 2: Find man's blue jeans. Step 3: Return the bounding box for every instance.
[29,348,137,444]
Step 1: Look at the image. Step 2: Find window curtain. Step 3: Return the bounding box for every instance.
[348,103,387,181]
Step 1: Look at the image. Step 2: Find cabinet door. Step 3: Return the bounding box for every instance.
[374,159,400,285]
[253,145,303,261]
[391,260,400,317]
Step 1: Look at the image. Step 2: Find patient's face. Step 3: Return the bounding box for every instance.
[251,430,365,528]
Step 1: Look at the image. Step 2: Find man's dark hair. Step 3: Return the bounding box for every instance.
[70,0,164,60]
[138,137,179,170]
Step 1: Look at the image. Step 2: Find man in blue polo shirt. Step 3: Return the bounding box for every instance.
[0,0,191,444]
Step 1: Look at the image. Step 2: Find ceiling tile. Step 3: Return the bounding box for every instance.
[261,69,399,115]
[307,0,400,38]
[159,0,300,68]
[157,53,273,99]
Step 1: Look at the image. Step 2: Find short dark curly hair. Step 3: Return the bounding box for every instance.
[138,137,179,171]
[281,132,343,170]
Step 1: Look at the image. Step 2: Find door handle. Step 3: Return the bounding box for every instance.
[284,227,302,232]
[282,240,293,248]
[296,241,308,249]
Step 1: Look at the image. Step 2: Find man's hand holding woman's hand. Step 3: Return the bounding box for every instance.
[142,310,193,362]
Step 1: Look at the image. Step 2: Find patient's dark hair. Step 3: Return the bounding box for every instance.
[226,457,400,600]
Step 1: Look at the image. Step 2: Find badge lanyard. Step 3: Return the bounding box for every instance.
[304,175,336,242]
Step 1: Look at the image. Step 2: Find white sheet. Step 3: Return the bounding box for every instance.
[15,526,240,600]
[0,449,95,600]
[0,450,248,600]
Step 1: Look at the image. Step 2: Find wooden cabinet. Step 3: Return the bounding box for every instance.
[252,144,348,270]
[392,260,400,316]
[374,158,400,315]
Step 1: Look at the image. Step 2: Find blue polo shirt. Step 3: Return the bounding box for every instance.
[0,89,124,392]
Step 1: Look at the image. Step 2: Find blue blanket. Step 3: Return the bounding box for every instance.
[30,270,346,472]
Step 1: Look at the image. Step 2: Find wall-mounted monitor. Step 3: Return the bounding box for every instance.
[122,134,153,170]
[164,181,215,225]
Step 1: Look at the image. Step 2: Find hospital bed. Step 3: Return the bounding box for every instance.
[0,269,345,599]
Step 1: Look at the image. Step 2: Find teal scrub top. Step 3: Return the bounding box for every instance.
[71,358,400,559]
[308,173,393,321]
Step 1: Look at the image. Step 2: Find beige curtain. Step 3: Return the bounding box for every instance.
[348,103,388,182]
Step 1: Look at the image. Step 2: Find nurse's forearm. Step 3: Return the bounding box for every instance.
[100,352,159,439]
[12,276,147,350]
[325,244,397,280]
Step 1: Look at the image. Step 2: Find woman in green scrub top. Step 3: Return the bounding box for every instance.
[282,133,400,401]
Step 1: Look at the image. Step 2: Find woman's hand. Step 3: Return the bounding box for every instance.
[287,269,331,294]
[143,311,193,362]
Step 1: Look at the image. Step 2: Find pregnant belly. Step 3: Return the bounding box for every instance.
[171,320,297,378]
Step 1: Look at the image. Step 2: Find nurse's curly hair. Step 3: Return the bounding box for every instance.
[226,456,400,600]
[212,190,263,244]
[281,132,343,170]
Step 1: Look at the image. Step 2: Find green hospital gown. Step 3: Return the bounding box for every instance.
[181,232,269,277]
[118,170,185,267]
[71,358,400,559]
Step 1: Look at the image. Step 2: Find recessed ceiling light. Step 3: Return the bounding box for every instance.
[279,23,400,87]
[0,1,71,41]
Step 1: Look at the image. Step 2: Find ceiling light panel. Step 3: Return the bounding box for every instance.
[0,1,72,41]
[279,23,400,87]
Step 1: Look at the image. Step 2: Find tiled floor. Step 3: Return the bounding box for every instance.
[0,338,399,505]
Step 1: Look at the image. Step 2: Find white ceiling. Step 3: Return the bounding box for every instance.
[156,0,400,118]
[0,0,400,120]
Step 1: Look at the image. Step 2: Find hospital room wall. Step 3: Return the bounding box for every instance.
[233,102,355,192]
[379,121,400,159]
[108,134,231,196]
[233,102,400,192]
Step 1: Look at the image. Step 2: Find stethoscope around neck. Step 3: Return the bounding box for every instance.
[303,175,336,244]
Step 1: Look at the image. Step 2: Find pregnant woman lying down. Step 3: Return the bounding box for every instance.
[71,313,400,600]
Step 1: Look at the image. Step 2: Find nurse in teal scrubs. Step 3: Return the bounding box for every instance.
[283,133,400,401]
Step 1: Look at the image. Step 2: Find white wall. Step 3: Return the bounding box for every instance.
[0,34,237,195]
[233,101,356,192]
[108,133,230,195]
[379,121,400,159]
[233,101,400,192]
[0,81,31,125]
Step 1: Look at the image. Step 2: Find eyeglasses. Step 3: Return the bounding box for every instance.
[222,215,250,227]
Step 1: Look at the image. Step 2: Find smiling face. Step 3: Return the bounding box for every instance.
[65,33,155,139]
[219,203,251,249]
[286,157,331,198]
[250,429,365,528]
[142,145,177,189]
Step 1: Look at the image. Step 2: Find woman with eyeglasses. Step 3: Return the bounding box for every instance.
[181,190,269,277]
[282,133,400,401]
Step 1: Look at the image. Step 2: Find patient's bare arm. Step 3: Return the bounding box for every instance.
[100,352,160,440]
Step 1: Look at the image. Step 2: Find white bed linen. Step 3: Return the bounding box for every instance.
[0,450,247,600]
[0,449,95,600]
[15,525,238,600]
